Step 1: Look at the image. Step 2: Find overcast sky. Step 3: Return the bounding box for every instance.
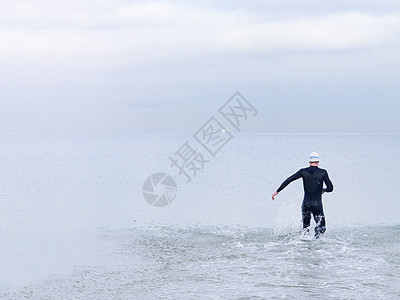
[1,0,399,133]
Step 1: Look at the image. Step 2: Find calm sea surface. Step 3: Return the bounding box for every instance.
[0,133,399,299]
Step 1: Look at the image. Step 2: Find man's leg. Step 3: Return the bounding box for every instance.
[301,202,312,234]
[312,204,326,238]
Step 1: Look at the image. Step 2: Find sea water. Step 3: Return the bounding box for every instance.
[0,133,399,299]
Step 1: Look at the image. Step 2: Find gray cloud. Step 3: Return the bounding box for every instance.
[0,1,399,133]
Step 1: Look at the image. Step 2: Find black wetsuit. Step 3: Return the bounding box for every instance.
[277,166,334,236]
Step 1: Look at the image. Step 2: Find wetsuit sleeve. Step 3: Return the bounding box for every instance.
[323,171,334,192]
[276,169,302,193]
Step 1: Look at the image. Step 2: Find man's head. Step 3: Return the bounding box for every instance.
[309,152,319,166]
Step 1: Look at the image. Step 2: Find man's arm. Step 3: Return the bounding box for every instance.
[272,170,302,200]
[323,171,334,193]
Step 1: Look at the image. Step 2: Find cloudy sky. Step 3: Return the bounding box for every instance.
[1,0,399,133]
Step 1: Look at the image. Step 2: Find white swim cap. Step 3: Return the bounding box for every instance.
[309,152,319,162]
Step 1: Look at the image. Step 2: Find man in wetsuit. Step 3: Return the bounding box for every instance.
[271,152,334,238]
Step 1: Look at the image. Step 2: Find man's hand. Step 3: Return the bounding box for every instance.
[321,188,326,195]
[272,191,279,201]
